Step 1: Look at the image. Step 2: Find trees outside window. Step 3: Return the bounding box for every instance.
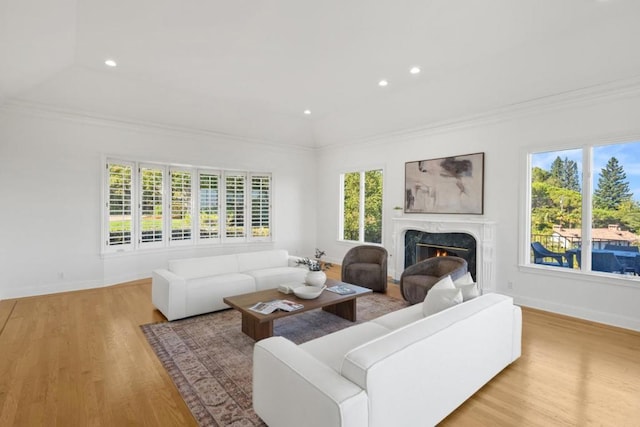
[341,168,383,244]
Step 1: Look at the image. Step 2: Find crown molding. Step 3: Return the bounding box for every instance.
[0,98,317,154]
[320,74,640,151]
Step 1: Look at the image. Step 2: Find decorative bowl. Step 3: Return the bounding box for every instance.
[293,285,326,300]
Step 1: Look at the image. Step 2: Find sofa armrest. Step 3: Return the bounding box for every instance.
[151,269,186,321]
[253,337,368,427]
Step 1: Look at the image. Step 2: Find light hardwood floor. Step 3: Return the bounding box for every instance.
[1,272,639,426]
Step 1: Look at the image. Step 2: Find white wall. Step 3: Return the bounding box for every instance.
[316,89,640,331]
[0,108,317,298]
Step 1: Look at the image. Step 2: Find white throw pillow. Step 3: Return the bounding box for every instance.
[453,272,474,286]
[423,288,463,316]
[431,275,455,290]
[455,283,480,301]
[453,272,479,301]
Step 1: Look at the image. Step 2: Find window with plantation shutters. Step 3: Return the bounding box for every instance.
[140,166,164,245]
[199,171,220,241]
[250,174,271,239]
[225,173,246,239]
[106,161,133,249]
[102,158,270,253]
[170,170,192,242]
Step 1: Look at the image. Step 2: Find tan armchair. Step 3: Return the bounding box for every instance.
[341,245,388,292]
[400,256,468,304]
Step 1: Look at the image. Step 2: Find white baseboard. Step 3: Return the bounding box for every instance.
[0,273,150,300]
[513,294,640,332]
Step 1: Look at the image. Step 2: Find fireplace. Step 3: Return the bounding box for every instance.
[405,230,477,280]
[392,217,495,293]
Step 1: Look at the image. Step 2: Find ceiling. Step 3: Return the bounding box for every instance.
[1,0,640,148]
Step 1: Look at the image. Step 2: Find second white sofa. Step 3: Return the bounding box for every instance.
[253,293,522,427]
[152,249,306,321]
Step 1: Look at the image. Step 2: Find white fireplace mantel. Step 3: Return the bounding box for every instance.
[391,216,496,293]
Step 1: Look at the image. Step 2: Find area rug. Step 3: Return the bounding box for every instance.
[141,293,408,426]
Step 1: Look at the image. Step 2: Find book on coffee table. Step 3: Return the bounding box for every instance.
[249,299,304,314]
[326,284,356,295]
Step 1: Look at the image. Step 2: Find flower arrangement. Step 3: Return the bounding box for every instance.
[296,248,333,271]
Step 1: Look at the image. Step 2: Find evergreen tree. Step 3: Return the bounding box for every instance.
[565,159,580,192]
[549,156,564,187]
[593,157,632,210]
[548,156,580,191]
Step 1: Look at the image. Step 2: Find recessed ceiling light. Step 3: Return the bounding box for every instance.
[378,79,388,87]
[104,59,117,67]
[410,66,421,75]
[303,109,311,115]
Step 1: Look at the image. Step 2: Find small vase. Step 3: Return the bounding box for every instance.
[305,270,326,287]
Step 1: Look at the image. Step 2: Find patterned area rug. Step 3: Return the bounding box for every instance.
[141,293,408,426]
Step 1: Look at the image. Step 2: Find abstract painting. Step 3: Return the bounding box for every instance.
[405,152,484,214]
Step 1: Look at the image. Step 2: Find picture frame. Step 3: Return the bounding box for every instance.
[404,152,484,214]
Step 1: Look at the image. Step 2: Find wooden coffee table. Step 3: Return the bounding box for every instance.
[222,279,372,341]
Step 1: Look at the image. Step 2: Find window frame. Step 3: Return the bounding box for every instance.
[101,157,272,255]
[522,138,640,280]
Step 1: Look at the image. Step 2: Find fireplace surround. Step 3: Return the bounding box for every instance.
[392,217,496,293]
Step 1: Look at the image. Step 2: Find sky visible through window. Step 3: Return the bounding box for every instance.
[531,141,640,202]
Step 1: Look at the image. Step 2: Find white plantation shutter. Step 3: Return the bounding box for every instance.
[106,161,133,250]
[199,171,220,241]
[224,173,246,239]
[140,165,164,246]
[250,174,271,239]
[170,169,193,242]
[102,160,271,253]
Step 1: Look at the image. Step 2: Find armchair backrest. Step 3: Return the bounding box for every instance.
[343,245,387,266]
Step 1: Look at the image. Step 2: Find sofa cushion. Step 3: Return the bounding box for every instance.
[236,249,289,272]
[185,273,255,315]
[454,272,474,285]
[300,322,390,373]
[423,288,463,316]
[342,294,514,389]
[247,266,307,290]
[456,283,480,301]
[371,303,423,330]
[169,254,239,279]
[432,274,455,290]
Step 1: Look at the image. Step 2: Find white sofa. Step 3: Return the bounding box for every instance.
[253,293,522,427]
[152,249,306,321]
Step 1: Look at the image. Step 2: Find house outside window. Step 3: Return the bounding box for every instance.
[528,141,640,276]
[340,168,383,244]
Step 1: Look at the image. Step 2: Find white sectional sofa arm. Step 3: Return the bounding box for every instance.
[253,337,368,427]
[151,269,187,321]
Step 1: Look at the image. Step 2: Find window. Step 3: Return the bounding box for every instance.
[250,174,271,239]
[170,169,193,243]
[340,168,383,244]
[140,165,164,246]
[225,173,246,239]
[106,161,133,249]
[102,158,271,253]
[198,171,220,242]
[528,140,640,276]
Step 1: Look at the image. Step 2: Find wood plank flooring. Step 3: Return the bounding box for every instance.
[1,272,639,426]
